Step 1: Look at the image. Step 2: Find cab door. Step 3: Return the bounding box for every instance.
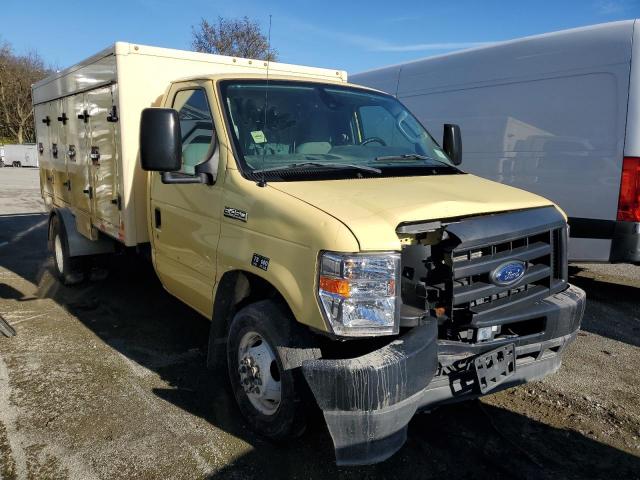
[150,81,222,316]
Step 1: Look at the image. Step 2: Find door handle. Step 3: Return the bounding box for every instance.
[154,208,161,228]
[83,186,93,199]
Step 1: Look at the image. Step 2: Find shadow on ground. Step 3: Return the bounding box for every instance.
[1,213,639,479]
[569,265,640,348]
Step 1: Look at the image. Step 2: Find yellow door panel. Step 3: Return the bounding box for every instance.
[152,192,220,316]
[149,81,221,316]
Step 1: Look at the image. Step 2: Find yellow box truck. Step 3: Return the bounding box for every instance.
[33,42,585,465]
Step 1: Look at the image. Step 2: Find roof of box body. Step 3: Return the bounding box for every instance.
[32,42,348,104]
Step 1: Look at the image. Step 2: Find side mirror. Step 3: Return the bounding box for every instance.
[140,108,182,172]
[442,124,462,166]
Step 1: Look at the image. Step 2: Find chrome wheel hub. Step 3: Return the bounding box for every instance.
[237,331,281,416]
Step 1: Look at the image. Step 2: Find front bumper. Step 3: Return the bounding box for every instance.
[302,284,586,466]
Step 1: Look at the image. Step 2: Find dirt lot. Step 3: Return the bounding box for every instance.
[0,168,639,479]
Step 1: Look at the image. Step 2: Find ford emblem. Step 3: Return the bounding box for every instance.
[490,261,526,286]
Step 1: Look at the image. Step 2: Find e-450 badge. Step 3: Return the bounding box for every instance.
[251,253,269,271]
[224,206,247,222]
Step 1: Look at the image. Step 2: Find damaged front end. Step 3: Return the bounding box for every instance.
[302,206,586,465]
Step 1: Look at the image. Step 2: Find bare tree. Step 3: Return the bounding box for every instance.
[0,42,49,144]
[191,16,277,61]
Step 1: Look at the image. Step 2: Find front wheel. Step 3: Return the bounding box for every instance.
[227,300,309,440]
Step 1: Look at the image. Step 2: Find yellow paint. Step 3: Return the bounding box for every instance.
[270,174,557,251]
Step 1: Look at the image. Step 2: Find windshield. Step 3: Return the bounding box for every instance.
[219,80,460,180]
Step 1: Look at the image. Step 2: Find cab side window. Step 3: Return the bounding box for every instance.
[172,89,215,175]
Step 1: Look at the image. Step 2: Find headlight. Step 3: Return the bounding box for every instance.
[317,251,400,337]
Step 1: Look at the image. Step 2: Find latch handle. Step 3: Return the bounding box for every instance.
[90,146,100,164]
[106,106,118,123]
[77,110,90,123]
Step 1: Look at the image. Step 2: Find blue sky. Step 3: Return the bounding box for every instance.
[2,0,639,73]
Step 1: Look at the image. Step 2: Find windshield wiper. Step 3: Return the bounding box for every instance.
[375,154,453,167]
[253,162,382,174]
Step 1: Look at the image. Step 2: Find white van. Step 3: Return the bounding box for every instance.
[352,20,640,264]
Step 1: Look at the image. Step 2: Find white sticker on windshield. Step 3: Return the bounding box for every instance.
[250,130,267,144]
[434,149,448,159]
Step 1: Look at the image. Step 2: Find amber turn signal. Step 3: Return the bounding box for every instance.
[319,275,351,297]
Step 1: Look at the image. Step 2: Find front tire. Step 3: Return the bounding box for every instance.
[227,300,308,440]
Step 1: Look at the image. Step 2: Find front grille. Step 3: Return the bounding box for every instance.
[451,227,566,325]
[398,206,568,332]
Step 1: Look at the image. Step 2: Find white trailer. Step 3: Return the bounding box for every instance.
[352,20,640,264]
[2,144,39,167]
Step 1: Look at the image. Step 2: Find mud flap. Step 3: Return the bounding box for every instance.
[302,321,438,465]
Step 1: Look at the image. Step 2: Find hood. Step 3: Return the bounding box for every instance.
[269,173,556,250]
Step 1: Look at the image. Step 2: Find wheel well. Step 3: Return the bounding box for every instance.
[207,270,289,369]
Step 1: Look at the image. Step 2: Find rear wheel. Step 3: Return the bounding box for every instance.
[50,216,84,285]
[227,300,309,440]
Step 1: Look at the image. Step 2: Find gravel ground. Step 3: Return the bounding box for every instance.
[0,168,639,479]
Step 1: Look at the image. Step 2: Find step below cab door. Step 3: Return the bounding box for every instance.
[87,85,121,234]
